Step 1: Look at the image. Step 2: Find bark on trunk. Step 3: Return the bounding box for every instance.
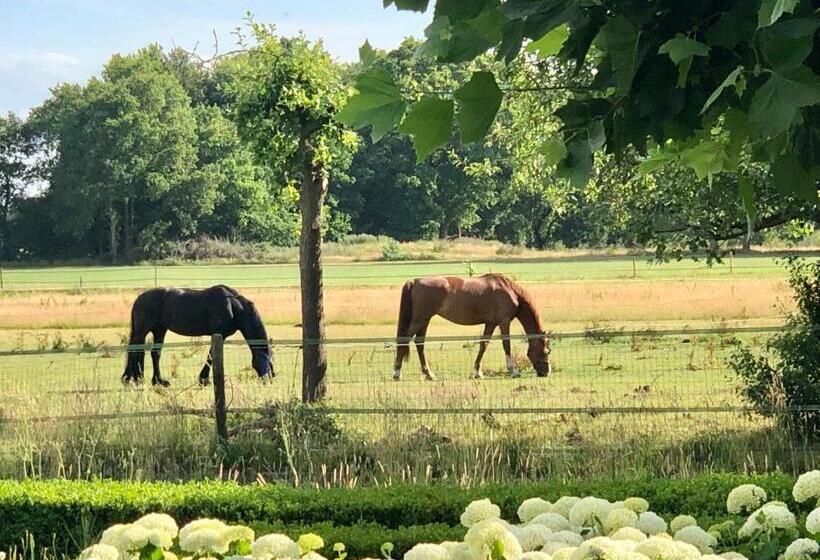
[123,198,133,261]
[108,202,118,263]
[299,142,328,403]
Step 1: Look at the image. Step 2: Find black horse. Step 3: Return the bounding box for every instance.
[121,285,273,386]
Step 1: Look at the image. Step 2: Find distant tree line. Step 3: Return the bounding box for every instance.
[0,37,816,263]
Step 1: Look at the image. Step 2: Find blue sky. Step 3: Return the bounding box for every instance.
[0,1,429,115]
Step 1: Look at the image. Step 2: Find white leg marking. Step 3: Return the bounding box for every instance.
[506,355,520,378]
[423,368,436,381]
[393,368,401,381]
[474,368,483,379]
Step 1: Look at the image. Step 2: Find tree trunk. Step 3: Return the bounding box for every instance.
[438,221,448,239]
[299,142,328,403]
[123,198,133,261]
[108,201,118,263]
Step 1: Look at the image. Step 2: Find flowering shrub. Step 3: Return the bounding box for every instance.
[65,472,820,560]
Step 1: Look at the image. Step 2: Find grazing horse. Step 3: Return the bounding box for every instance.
[393,273,551,381]
[121,285,273,386]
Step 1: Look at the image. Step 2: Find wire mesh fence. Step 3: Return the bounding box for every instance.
[0,325,815,482]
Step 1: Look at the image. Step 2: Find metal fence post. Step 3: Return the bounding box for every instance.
[211,334,228,443]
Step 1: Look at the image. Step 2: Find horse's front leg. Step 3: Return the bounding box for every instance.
[473,323,496,379]
[198,351,213,386]
[151,329,170,387]
[122,331,147,384]
[499,322,519,378]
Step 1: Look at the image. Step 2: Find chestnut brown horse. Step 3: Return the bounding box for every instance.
[393,273,550,381]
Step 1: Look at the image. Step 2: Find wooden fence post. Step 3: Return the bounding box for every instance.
[211,334,228,443]
[0,265,4,290]
[632,257,637,279]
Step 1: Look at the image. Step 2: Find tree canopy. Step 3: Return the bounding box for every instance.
[340,0,820,211]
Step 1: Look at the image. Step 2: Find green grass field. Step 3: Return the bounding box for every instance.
[0,253,814,484]
[0,254,807,290]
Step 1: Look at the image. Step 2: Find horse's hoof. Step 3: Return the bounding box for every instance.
[510,371,521,379]
[392,369,401,381]
[199,377,210,387]
[473,369,483,379]
[423,371,436,381]
[153,378,170,387]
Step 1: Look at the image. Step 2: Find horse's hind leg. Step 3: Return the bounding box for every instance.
[473,323,496,379]
[198,352,212,386]
[499,321,519,378]
[122,330,147,384]
[414,322,435,381]
[150,329,170,387]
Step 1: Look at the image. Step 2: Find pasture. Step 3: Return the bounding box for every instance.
[0,253,814,484]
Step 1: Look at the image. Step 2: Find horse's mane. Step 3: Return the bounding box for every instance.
[236,297,269,348]
[509,279,544,334]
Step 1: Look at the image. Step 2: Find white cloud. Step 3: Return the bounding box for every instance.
[0,51,87,114]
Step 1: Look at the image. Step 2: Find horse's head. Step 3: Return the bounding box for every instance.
[527,332,551,377]
[252,345,275,380]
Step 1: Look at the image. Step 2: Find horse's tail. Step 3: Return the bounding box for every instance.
[396,281,414,362]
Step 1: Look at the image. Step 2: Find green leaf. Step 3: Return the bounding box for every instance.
[416,16,454,60]
[399,97,454,161]
[229,539,252,556]
[772,152,818,202]
[358,40,377,69]
[383,0,430,11]
[680,141,727,179]
[638,146,677,175]
[586,119,605,151]
[139,545,164,560]
[556,139,593,187]
[525,24,570,58]
[749,67,820,138]
[760,19,820,70]
[757,0,799,28]
[446,5,507,63]
[539,138,567,166]
[701,66,743,114]
[336,69,407,142]
[490,538,505,560]
[658,34,710,88]
[723,108,751,170]
[595,17,641,94]
[738,176,757,223]
[380,542,395,560]
[454,71,502,143]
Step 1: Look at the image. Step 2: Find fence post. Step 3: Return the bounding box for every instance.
[154,265,158,287]
[729,251,734,274]
[211,334,228,443]
[79,276,83,290]
[0,265,4,290]
[631,257,637,279]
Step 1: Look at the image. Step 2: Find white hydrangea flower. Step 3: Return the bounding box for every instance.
[549,532,584,548]
[738,503,796,538]
[542,543,571,556]
[117,525,150,552]
[179,520,232,555]
[224,556,254,560]
[604,509,639,534]
[442,542,476,560]
[404,543,449,560]
[783,539,820,560]
[461,499,502,528]
[806,506,820,534]
[569,497,613,529]
[301,553,326,560]
[163,553,179,560]
[636,513,667,536]
[224,526,255,545]
[634,536,692,560]
[673,526,717,554]
[623,499,650,514]
[100,525,129,548]
[669,516,698,534]
[569,538,616,560]
[514,524,553,551]
[530,513,572,532]
[464,519,523,560]
[793,471,820,503]
[551,498,582,520]
[725,485,767,514]
[611,528,648,543]
[521,552,553,560]
[79,544,120,560]
[519,499,553,523]
[551,547,577,560]
[250,534,301,560]
[719,553,748,560]
[134,513,179,549]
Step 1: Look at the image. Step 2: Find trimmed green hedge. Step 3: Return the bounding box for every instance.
[0,473,802,554]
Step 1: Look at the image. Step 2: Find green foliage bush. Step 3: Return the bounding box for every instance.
[0,473,801,553]
[731,258,820,436]
[380,238,410,261]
